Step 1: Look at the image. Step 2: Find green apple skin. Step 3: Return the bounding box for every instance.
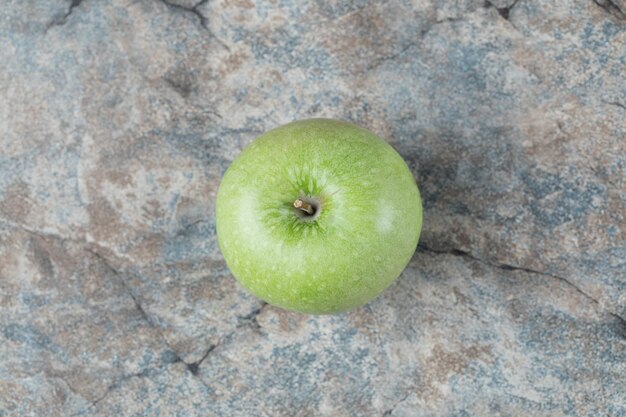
[216,119,422,314]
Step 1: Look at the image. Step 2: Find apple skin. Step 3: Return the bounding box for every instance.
[216,119,422,314]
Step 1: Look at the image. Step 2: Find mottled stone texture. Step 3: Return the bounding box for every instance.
[0,0,624,416]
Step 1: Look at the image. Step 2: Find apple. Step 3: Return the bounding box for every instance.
[216,119,422,314]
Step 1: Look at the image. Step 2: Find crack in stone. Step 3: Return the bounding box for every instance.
[364,13,474,73]
[0,218,74,243]
[180,303,269,380]
[186,344,217,375]
[417,244,626,325]
[0,217,137,271]
[610,313,626,339]
[3,219,226,384]
[157,0,230,50]
[86,249,191,354]
[484,0,522,32]
[86,249,177,343]
[85,248,160,339]
[85,247,228,378]
[603,100,626,110]
[382,391,411,416]
[592,0,626,20]
[184,303,270,389]
[159,0,208,27]
[86,247,122,274]
[365,42,420,72]
[70,391,108,416]
[69,366,166,416]
[485,0,520,20]
[434,16,464,24]
[236,302,268,330]
[175,218,210,237]
[2,219,234,398]
[164,76,195,98]
[48,0,83,29]
[365,0,527,75]
[71,345,198,416]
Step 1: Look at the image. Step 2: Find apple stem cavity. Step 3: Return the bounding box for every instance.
[293,199,314,214]
[293,198,321,221]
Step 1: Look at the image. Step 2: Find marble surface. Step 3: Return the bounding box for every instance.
[1,0,625,416]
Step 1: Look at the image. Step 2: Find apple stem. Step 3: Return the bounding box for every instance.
[293,199,315,215]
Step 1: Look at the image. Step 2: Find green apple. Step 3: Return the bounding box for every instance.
[216,119,422,314]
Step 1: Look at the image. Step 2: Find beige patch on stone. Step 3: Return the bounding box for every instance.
[217,49,251,77]
[257,305,310,336]
[105,170,135,187]
[124,234,166,267]
[416,343,494,402]
[0,182,33,223]
[228,0,255,9]
[86,197,128,244]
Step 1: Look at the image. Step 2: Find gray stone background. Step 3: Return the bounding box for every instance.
[1,0,625,416]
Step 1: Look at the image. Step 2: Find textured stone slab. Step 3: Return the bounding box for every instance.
[1,0,625,415]
[0,226,178,416]
[197,252,626,416]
